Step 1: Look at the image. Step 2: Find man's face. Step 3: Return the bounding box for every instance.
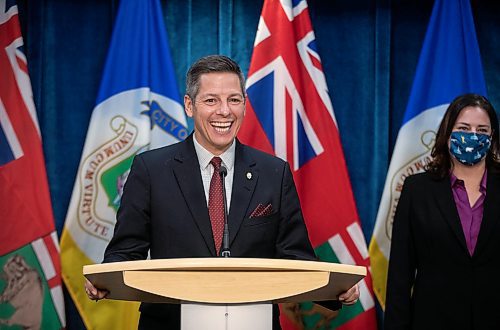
[185,72,245,155]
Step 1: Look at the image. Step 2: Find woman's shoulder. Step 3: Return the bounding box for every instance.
[403,171,445,190]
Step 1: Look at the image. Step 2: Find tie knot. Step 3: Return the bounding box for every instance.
[210,157,222,170]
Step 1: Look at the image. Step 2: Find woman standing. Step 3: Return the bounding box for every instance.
[385,94,500,330]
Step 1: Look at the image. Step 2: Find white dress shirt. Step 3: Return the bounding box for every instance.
[192,134,235,212]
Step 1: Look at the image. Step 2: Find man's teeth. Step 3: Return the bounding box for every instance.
[212,122,231,132]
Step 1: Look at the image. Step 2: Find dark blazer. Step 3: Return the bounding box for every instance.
[385,171,500,330]
[103,135,317,328]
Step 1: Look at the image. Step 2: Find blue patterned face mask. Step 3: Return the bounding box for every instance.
[449,131,491,166]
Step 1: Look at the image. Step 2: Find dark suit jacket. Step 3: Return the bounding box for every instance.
[103,135,317,328]
[385,171,500,330]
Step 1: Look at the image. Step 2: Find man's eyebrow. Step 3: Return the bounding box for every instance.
[198,92,244,98]
[198,93,218,98]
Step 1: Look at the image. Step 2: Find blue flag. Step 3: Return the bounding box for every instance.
[369,0,487,308]
[403,0,487,123]
[60,1,187,328]
[96,0,182,105]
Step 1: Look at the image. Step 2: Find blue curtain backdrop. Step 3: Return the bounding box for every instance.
[16,0,500,328]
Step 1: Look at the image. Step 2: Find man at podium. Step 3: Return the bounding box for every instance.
[85,55,359,329]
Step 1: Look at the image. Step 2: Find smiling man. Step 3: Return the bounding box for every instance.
[85,55,359,329]
[184,60,246,155]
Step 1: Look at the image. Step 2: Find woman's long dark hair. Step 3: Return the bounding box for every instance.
[425,94,500,178]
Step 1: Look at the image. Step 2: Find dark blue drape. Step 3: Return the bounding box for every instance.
[16,0,500,328]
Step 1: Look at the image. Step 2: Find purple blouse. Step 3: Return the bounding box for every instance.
[450,170,487,256]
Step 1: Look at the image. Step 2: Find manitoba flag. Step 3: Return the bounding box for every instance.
[0,1,65,329]
[238,0,376,328]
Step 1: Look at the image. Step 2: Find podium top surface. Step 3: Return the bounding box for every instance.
[84,258,366,304]
[84,257,366,275]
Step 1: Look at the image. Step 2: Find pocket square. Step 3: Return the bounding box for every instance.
[250,203,273,218]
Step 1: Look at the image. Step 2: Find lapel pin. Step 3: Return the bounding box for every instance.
[246,172,252,180]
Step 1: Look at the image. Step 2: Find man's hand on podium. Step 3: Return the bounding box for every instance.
[338,284,359,306]
[84,279,109,301]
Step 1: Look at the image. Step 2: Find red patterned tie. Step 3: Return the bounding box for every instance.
[209,157,224,255]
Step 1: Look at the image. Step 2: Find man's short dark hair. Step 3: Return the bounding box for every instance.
[186,55,246,100]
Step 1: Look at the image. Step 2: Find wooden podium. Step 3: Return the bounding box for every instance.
[84,258,366,329]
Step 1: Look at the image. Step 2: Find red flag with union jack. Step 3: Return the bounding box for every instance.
[238,0,377,328]
[0,2,65,328]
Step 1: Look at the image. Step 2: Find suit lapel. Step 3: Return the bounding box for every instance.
[171,136,216,256]
[434,176,469,254]
[474,173,500,258]
[228,141,258,246]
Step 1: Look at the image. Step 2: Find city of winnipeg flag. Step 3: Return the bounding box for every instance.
[0,1,65,329]
[59,0,187,328]
[369,0,487,309]
[238,0,376,328]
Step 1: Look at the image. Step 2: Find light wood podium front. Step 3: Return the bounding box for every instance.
[84,258,366,329]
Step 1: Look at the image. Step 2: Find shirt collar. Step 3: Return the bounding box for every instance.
[450,169,488,193]
[480,169,488,193]
[192,133,236,171]
[450,172,461,187]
